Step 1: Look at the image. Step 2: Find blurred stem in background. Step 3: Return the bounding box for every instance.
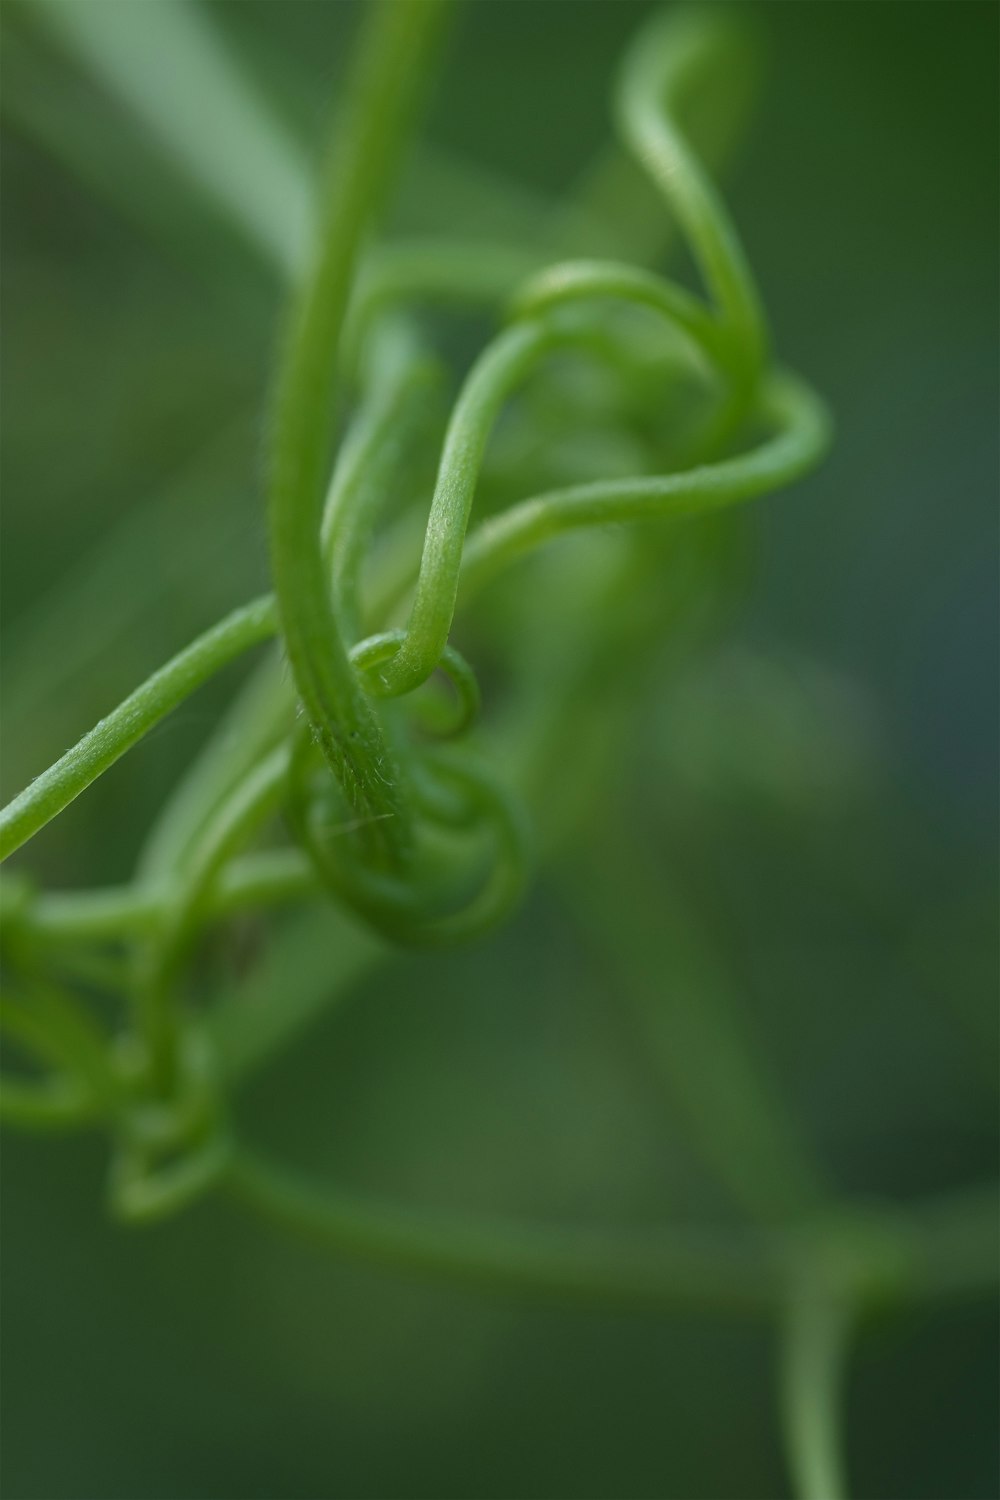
[560,827,827,1223]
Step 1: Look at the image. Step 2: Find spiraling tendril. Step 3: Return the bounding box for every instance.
[4,10,991,1496]
[0,0,826,1259]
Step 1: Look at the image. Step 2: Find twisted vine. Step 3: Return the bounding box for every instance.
[1,6,994,1498]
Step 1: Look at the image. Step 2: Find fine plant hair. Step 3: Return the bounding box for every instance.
[0,5,996,1498]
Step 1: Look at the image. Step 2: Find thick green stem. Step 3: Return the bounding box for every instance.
[0,370,825,874]
[267,0,451,867]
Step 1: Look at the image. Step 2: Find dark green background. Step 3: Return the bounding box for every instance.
[1,3,997,1497]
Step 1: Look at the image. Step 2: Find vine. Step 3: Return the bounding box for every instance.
[1,5,995,1497]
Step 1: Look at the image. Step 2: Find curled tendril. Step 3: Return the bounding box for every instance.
[0,0,832,1166]
[108,1025,231,1224]
[4,16,997,1491]
[0,4,836,1266]
[350,629,481,738]
[287,722,529,947]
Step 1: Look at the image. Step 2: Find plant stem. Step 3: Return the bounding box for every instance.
[267,0,451,866]
[373,319,556,696]
[227,1149,998,1318]
[0,596,277,863]
[320,320,440,642]
[135,648,293,883]
[615,8,767,386]
[226,1146,782,1313]
[17,850,316,946]
[458,371,830,602]
[509,258,725,366]
[0,368,826,869]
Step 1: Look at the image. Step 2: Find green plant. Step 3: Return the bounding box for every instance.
[1,4,995,1497]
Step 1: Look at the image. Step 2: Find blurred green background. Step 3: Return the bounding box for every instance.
[1,3,997,1497]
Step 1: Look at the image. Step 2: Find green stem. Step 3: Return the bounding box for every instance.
[267,0,451,865]
[343,238,543,372]
[136,647,292,884]
[16,849,316,947]
[0,595,277,863]
[509,257,726,368]
[458,372,830,602]
[0,370,825,870]
[321,321,440,642]
[372,319,556,695]
[228,1149,998,1317]
[615,8,767,384]
[227,1146,781,1313]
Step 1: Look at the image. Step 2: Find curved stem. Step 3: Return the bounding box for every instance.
[12,849,316,947]
[227,1146,782,1313]
[373,319,556,696]
[228,1149,998,1319]
[615,8,767,384]
[370,255,755,701]
[343,238,544,372]
[509,257,726,368]
[0,595,277,863]
[458,372,830,602]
